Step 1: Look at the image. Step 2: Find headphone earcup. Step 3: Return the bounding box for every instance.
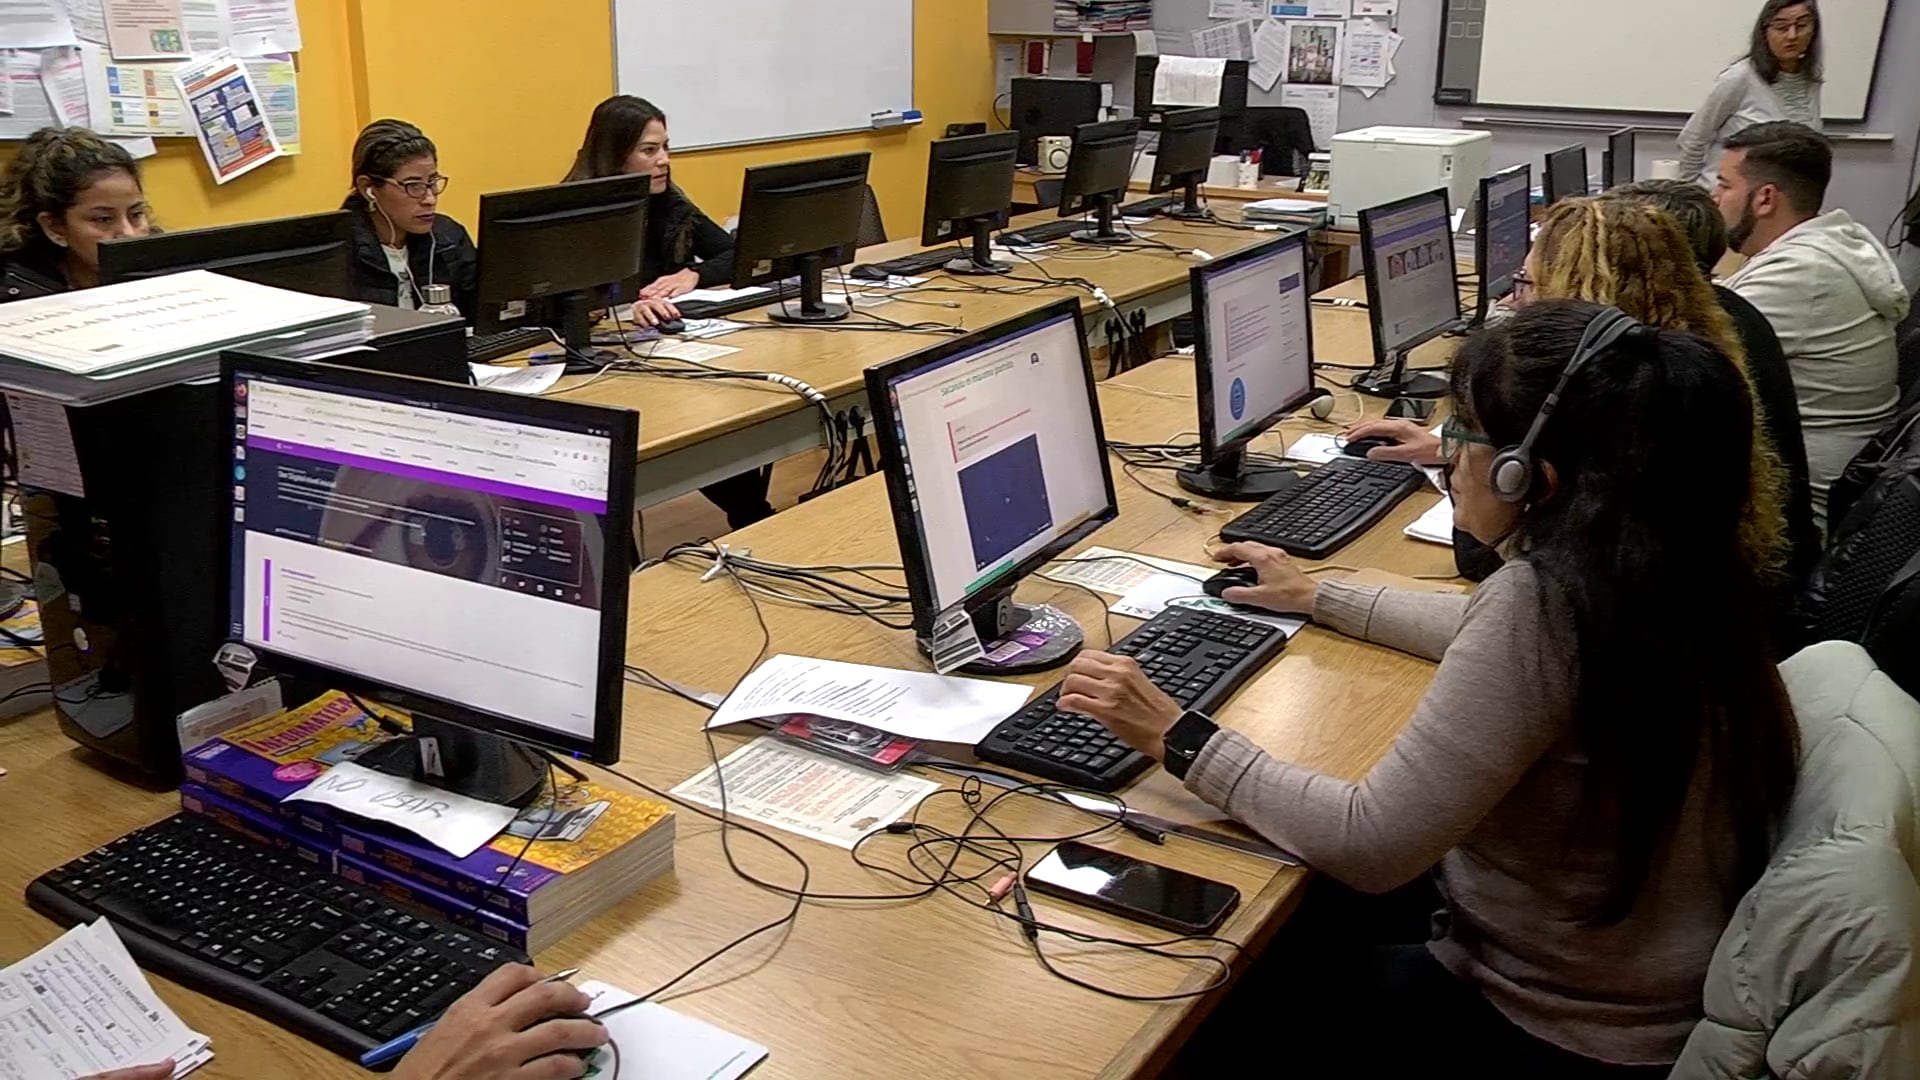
[1306,389,1335,421]
[1489,449,1532,503]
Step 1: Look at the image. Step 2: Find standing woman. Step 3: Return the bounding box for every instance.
[344,119,478,316]
[1676,0,1822,186]
[0,127,153,293]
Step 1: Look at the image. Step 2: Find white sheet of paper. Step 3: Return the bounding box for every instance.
[578,981,766,1080]
[61,0,105,41]
[282,761,518,858]
[0,0,77,47]
[181,0,228,53]
[469,362,564,395]
[672,737,940,849]
[1308,0,1349,15]
[242,51,297,153]
[678,317,750,340]
[1281,83,1339,150]
[0,59,13,115]
[103,0,187,58]
[0,50,53,139]
[1405,497,1455,545]
[4,392,85,498]
[1151,54,1228,107]
[705,654,1032,745]
[1353,0,1396,14]
[644,338,741,364]
[1249,18,1289,92]
[39,45,86,125]
[1042,546,1214,597]
[1207,0,1254,16]
[1131,28,1156,56]
[1192,18,1254,61]
[677,285,769,305]
[1112,574,1307,635]
[225,0,296,54]
[1343,23,1391,89]
[1284,431,1345,464]
[0,920,212,1078]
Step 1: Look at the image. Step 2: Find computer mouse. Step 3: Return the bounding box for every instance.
[656,318,686,334]
[1203,567,1260,599]
[1341,435,1396,458]
[849,264,891,282]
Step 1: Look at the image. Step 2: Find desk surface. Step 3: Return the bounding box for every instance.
[1012,170,1322,206]
[0,292,1459,1078]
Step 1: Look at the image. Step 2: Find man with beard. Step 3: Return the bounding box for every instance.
[1717,121,1909,532]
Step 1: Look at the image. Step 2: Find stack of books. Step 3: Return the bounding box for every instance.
[181,691,675,952]
[1054,0,1151,32]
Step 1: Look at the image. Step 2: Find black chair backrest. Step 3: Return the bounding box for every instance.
[1033,179,1064,210]
[1243,106,1317,177]
[1898,296,1920,411]
[857,184,888,249]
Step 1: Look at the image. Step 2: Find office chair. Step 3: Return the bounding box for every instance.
[857,184,888,249]
[945,122,988,138]
[1033,179,1064,210]
[1243,106,1317,177]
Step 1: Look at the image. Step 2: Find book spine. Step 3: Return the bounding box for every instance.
[336,828,535,922]
[335,853,532,953]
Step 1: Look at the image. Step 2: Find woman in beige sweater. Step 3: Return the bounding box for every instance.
[1060,302,1801,1076]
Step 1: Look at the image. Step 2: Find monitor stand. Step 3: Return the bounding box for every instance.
[919,588,1084,676]
[1176,448,1299,501]
[356,714,549,809]
[554,291,619,375]
[946,218,1012,276]
[1164,175,1212,221]
[1071,194,1130,245]
[769,253,852,324]
[1352,347,1450,399]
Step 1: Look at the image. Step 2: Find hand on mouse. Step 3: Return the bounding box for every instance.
[627,297,681,329]
[391,964,608,1080]
[1209,543,1320,614]
[1058,651,1181,759]
[1342,418,1443,466]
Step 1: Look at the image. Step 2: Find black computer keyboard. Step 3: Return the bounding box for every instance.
[853,248,966,280]
[1117,196,1174,217]
[1219,457,1429,560]
[27,814,529,1060]
[1000,218,1092,247]
[466,325,555,365]
[976,606,1289,791]
[675,281,801,320]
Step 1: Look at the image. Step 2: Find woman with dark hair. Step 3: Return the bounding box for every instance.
[1677,0,1822,185]
[344,118,478,316]
[1059,302,1800,1076]
[0,126,152,292]
[565,95,735,330]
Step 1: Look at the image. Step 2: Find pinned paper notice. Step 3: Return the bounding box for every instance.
[283,761,518,858]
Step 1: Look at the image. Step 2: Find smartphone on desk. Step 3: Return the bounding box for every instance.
[1025,841,1240,935]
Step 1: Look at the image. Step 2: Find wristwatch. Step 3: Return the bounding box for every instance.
[1161,710,1220,781]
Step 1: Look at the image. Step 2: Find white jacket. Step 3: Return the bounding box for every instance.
[1725,210,1909,530]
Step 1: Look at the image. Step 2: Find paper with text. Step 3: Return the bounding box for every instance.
[1344,20,1391,92]
[80,41,189,136]
[470,362,564,395]
[1281,83,1338,150]
[706,654,1031,745]
[283,761,519,858]
[4,392,85,497]
[61,0,106,42]
[0,0,77,47]
[1113,574,1308,636]
[0,50,54,139]
[1042,546,1213,597]
[226,0,296,53]
[242,52,297,153]
[671,737,939,849]
[0,919,211,1078]
[1249,18,1288,92]
[103,0,187,58]
[174,50,283,183]
[1151,55,1227,108]
[579,980,767,1080]
[1192,18,1255,61]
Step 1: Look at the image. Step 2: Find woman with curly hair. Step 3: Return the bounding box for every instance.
[0,126,152,292]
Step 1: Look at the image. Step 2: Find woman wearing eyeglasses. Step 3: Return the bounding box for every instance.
[1058,302,1800,1078]
[1676,0,1823,186]
[344,119,478,316]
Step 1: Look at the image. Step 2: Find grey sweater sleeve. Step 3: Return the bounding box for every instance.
[1312,579,1470,662]
[1184,563,1570,893]
[1678,67,1748,182]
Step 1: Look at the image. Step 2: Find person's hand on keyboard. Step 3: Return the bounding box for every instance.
[1058,652,1182,759]
[392,964,608,1080]
[1210,543,1321,614]
[81,1063,173,1080]
[1342,418,1443,466]
[640,268,700,301]
[627,296,682,328]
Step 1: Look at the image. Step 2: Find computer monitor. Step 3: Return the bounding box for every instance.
[1473,164,1532,326]
[866,299,1118,674]
[1357,188,1461,398]
[1178,232,1316,501]
[922,131,1018,276]
[1132,58,1251,137]
[475,174,649,359]
[99,211,354,298]
[1058,118,1142,245]
[222,353,639,805]
[1010,77,1103,165]
[1603,127,1636,190]
[1148,107,1222,221]
[1544,144,1588,205]
[731,151,872,325]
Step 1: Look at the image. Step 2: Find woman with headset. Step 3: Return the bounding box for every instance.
[344,119,478,316]
[1058,302,1799,1077]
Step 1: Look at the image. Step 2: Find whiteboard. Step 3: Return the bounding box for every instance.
[1470,0,1889,120]
[612,0,915,150]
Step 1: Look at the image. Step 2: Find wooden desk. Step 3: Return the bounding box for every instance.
[1011,170,1321,209]
[0,299,1457,1079]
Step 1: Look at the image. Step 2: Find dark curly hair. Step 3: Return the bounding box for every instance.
[0,126,143,261]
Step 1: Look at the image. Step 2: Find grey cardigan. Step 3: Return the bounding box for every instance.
[1677,59,1822,185]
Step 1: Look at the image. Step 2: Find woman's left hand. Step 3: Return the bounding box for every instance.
[640,269,700,301]
[1057,651,1182,760]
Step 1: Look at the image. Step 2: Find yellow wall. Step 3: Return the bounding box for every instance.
[0,0,991,241]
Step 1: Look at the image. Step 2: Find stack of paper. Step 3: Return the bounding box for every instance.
[1243,198,1329,227]
[1405,497,1455,545]
[0,919,212,1077]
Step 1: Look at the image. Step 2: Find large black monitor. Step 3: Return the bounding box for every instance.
[1058,118,1141,245]
[922,131,1017,276]
[1544,144,1588,205]
[1357,188,1461,398]
[1010,77,1103,165]
[1148,107,1221,221]
[1603,127,1636,190]
[475,174,648,355]
[222,352,638,805]
[731,151,872,325]
[1179,232,1316,501]
[865,299,1117,675]
[1473,164,1532,326]
[99,211,354,298]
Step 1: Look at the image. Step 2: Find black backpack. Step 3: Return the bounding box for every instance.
[1797,401,1920,695]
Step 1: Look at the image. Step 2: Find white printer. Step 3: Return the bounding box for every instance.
[1326,126,1493,231]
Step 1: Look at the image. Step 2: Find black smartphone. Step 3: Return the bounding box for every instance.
[1024,841,1240,935]
[1387,396,1437,420]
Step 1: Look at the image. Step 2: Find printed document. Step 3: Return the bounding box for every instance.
[0,919,212,1078]
[284,761,519,859]
[706,654,1031,745]
[671,737,939,849]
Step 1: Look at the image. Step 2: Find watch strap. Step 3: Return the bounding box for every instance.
[1162,710,1219,781]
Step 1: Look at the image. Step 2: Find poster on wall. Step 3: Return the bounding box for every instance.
[172,49,283,183]
[1284,19,1342,86]
[103,0,188,59]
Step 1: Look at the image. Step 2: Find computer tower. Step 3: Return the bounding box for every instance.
[1010,77,1104,164]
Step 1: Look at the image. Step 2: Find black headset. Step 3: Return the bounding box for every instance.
[1488,306,1646,503]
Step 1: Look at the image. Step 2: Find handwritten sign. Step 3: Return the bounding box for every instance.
[282,761,519,858]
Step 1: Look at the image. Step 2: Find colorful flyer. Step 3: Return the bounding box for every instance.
[172,49,283,184]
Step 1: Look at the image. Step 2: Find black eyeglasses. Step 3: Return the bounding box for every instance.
[1438,417,1494,495]
[379,175,449,200]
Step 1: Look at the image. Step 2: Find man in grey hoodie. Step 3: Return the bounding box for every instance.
[1717,122,1909,534]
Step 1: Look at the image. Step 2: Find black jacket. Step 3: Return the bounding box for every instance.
[345,205,479,318]
[1716,284,1820,586]
[642,185,735,290]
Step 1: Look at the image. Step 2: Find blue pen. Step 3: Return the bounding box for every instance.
[358,967,581,1068]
